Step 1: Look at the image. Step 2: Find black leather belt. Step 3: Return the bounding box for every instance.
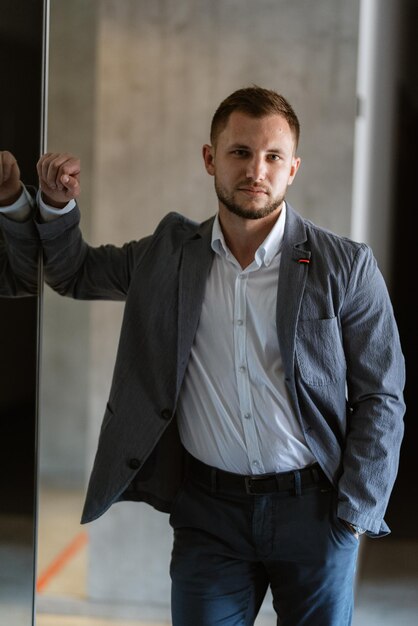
[188,454,327,495]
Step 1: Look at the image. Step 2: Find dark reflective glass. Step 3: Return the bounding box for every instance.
[0,1,47,625]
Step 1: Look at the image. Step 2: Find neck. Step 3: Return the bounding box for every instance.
[218,205,282,269]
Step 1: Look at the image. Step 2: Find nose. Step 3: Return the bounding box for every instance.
[246,155,267,182]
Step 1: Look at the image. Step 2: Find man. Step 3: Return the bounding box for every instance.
[6,87,406,625]
[0,150,38,296]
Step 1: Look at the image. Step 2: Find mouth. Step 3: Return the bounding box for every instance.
[238,187,269,196]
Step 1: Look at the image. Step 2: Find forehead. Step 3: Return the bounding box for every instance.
[217,111,294,150]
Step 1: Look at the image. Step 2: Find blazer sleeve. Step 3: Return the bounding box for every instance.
[36,204,154,301]
[337,243,406,534]
[0,210,40,297]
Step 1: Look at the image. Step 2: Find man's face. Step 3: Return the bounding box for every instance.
[203,111,301,221]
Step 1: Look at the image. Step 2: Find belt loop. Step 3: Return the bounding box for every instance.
[293,470,302,496]
[210,468,217,493]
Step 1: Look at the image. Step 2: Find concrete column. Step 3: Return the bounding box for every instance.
[351,0,400,285]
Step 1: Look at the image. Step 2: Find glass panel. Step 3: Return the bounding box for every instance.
[37,2,364,626]
[36,1,98,622]
[0,1,48,626]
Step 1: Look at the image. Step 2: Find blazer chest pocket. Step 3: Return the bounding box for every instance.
[295,317,346,386]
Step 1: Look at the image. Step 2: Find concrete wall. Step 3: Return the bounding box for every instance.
[42,0,360,618]
[39,0,98,486]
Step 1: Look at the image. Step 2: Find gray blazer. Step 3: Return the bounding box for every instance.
[37,203,405,536]
[0,194,40,296]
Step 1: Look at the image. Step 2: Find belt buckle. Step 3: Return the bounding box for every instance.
[244,474,268,495]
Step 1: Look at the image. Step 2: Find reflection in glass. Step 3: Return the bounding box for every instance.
[0,172,40,298]
[0,0,47,625]
[0,297,38,624]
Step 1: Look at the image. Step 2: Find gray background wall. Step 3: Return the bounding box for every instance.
[40,0,360,618]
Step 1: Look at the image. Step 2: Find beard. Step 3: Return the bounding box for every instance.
[214,179,284,220]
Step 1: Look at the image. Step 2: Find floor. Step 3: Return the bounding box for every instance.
[5,486,418,626]
[351,538,418,626]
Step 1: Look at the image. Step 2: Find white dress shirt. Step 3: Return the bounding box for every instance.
[0,188,75,222]
[0,185,34,221]
[2,192,315,475]
[177,205,316,475]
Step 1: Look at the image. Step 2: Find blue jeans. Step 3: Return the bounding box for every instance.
[169,457,359,626]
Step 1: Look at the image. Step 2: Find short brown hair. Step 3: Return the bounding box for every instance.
[210,85,300,149]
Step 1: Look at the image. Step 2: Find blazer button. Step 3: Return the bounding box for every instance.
[128,458,141,470]
[161,409,172,421]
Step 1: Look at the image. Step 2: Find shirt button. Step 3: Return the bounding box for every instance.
[239,366,246,373]
[244,413,251,420]
[236,319,244,326]
[252,460,260,469]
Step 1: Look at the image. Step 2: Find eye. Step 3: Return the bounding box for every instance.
[231,149,249,157]
[267,154,281,161]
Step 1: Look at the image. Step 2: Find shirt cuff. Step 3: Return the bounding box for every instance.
[0,185,34,222]
[37,189,76,222]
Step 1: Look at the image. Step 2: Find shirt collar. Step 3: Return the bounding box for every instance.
[211,203,286,268]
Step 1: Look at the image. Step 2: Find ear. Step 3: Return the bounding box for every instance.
[288,156,301,186]
[202,144,215,176]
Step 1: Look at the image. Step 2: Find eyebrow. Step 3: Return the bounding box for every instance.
[228,143,284,153]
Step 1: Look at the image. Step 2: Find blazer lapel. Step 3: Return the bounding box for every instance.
[176,216,214,396]
[276,205,311,378]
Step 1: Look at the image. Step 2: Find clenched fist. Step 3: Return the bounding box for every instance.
[0,150,22,206]
[37,152,81,208]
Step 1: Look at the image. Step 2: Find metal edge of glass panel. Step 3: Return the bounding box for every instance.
[32,3,50,624]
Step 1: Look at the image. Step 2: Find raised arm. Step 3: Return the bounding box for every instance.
[0,151,39,296]
[36,152,153,301]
